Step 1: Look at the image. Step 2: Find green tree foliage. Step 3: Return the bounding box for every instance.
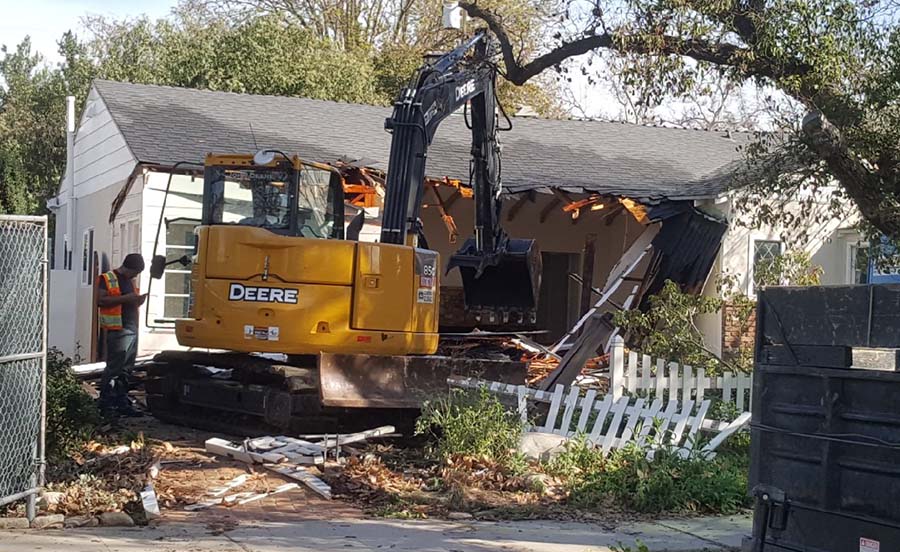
[461,0,900,242]
[0,0,563,216]
[614,250,821,374]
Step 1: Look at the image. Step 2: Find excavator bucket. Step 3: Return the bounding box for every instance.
[447,238,542,322]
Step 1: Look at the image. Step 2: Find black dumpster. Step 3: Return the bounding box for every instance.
[748,285,900,551]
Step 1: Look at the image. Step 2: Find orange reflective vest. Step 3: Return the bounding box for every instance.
[98,270,138,331]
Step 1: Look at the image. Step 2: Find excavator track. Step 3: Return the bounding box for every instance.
[144,349,526,435]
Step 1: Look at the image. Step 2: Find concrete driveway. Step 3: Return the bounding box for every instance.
[0,514,750,552]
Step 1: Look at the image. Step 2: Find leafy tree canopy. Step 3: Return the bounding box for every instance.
[0,0,562,215]
[460,0,900,244]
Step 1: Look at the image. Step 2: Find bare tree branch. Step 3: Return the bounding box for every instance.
[459,1,811,86]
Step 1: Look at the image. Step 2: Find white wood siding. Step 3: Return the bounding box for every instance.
[72,88,136,200]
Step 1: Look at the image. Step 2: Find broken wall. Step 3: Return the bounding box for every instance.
[419,191,650,340]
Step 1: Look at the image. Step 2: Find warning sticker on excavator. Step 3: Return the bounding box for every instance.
[243,325,280,341]
[417,288,434,304]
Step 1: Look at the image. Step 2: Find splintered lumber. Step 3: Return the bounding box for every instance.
[282,451,325,465]
[272,437,326,456]
[236,483,299,505]
[314,425,396,448]
[550,225,658,356]
[205,437,285,464]
[209,474,251,497]
[266,465,332,499]
[247,437,286,451]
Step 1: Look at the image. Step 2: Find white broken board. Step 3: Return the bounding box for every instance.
[236,483,299,505]
[205,438,286,464]
[313,425,395,448]
[209,474,251,497]
[266,464,332,499]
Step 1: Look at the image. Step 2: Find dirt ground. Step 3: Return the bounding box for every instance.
[72,415,363,529]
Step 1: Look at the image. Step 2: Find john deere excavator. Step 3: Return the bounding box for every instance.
[145,32,541,432]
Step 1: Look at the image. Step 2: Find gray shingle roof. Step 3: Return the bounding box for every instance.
[93,79,747,202]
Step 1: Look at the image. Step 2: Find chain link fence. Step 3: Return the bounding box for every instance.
[0,215,47,516]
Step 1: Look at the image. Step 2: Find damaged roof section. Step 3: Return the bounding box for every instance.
[93,79,749,203]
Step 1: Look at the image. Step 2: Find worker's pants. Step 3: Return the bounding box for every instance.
[99,329,137,407]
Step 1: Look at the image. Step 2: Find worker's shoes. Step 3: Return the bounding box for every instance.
[99,396,144,418]
[115,402,144,418]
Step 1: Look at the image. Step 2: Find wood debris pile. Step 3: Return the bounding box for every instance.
[198,426,397,508]
[44,437,166,518]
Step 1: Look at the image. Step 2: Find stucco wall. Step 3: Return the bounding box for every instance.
[695,194,859,357]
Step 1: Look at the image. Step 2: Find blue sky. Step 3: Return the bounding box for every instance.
[0,0,176,62]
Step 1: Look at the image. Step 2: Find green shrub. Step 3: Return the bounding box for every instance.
[415,388,524,468]
[564,443,750,514]
[46,349,99,461]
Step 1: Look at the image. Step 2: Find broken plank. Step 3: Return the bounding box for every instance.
[209,474,251,497]
[206,438,285,464]
[247,437,285,451]
[237,483,299,505]
[282,452,325,465]
[266,465,332,499]
[313,426,396,448]
[512,334,562,361]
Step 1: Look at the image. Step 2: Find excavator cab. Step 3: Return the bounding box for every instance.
[202,152,344,239]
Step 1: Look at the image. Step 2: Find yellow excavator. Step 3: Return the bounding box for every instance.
[146,32,541,432]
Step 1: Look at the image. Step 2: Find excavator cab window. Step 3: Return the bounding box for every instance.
[203,163,342,239]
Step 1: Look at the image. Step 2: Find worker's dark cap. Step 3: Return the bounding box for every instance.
[123,253,146,271]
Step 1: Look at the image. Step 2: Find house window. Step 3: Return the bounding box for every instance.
[163,220,197,318]
[850,244,870,284]
[128,219,140,255]
[81,228,94,286]
[751,239,782,292]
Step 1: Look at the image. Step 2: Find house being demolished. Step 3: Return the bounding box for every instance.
[48,79,753,362]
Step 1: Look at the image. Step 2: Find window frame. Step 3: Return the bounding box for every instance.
[846,241,870,285]
[161,219,198,320]
[81,227,95,287]
[748,237,782,296]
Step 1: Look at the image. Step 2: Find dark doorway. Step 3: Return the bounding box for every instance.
[536,252,578,344]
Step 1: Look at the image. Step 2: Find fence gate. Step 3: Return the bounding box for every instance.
[0,215,47,517]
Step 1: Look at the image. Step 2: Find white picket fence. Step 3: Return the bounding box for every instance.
[607,336,754,412]
[449,377,752,459]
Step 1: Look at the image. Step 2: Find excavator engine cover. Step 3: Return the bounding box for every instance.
[448,238,542,323]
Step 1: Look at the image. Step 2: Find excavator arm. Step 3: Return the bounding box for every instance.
[381,32,541,324]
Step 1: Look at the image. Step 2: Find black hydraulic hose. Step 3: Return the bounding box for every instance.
[144,161,202,329]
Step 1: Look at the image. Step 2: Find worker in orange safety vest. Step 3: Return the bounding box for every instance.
[97,253,146,417]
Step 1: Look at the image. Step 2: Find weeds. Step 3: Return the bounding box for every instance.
[611,540,651,552]
[46,349,99,461]
[415,388,524,469]
[407,387,751,518]
[557,439,750,514]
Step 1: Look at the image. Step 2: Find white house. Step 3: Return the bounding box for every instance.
[46,80,864,362]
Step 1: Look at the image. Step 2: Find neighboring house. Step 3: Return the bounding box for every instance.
[46,80,862,362]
